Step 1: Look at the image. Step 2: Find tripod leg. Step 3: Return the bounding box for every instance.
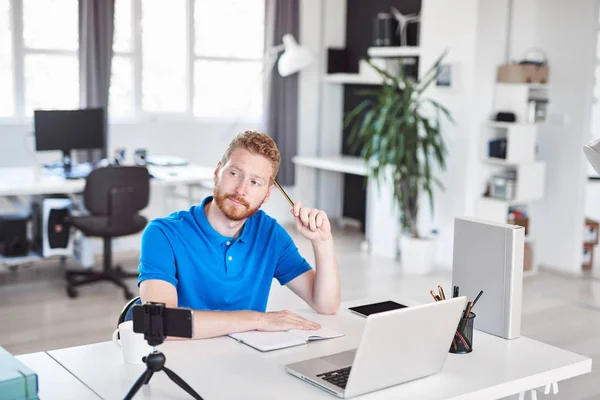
[144,371,153,385]
[163,366,204,400]
[124,369,153,400]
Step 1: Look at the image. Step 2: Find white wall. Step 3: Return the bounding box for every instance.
[529,0,597,274]
[419,0,510,268]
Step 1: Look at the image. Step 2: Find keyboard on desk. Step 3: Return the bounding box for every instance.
[44,163,93,179]
[317,366,352,389]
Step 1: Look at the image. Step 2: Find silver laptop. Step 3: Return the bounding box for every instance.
[286,297,467,398]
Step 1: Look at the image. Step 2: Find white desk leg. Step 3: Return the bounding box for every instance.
[518,391,525,400]
[536,382,559,395]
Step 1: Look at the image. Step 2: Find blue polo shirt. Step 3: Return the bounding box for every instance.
[137,196,311,312]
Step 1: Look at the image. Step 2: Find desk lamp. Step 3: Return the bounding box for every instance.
[272,33,313,77]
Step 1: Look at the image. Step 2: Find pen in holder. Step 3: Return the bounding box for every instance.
[450,312,475,354]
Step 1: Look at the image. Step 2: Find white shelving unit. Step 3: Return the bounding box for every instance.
[367,46,421,58]
[322,73,384,85]
[476,82,549,276]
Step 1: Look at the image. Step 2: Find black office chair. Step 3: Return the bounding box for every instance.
[118,295,142,325]
[116,296,142,340]
[65,166,150,299]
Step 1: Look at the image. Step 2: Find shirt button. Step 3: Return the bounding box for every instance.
[226,241,231,245]
[228,256,233,261]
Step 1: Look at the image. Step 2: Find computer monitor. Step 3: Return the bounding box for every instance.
[34,108,106,169]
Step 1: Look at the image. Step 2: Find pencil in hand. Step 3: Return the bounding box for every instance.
[273,178,294,207]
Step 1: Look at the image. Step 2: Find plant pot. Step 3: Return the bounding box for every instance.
[399,235,436,275]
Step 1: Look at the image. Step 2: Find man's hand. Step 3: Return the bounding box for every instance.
[291,202,332,242]
[257,310,321,331]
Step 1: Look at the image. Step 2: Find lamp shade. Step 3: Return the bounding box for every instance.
[585,138,600,175]
[277,34,313,77]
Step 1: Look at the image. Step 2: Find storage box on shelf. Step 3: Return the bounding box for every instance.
[582,218,599,271]
[584,218,599,244]
[482,123,538,164]
[497,63,549,85]
[482,162,546,205]
[583,244,595,271]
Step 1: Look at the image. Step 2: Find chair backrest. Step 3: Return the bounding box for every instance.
[118,295,142,325]
[84,166,150,217]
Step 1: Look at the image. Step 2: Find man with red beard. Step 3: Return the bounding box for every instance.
[138,131,340,338]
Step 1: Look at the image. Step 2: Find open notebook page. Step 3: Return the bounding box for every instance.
[229,326,344,352]
[287,326,345,341]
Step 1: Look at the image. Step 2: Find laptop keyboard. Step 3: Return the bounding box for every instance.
[317,366,352,389]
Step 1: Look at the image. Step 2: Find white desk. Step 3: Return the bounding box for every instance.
[293,155,399,259]
[15,352,101,400]
[44,296,591,400]
[0,164,214,197]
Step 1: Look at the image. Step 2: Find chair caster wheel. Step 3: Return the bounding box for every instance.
[67,287,79,298]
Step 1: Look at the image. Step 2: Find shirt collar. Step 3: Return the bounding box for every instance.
[194,196,251,244]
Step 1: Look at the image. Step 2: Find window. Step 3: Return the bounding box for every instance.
[110,0,265,119]
[1,0,79,118]
[110,0,134,117]
[0,0,13,117]
[1,0,266,120]
[193,0,265,118]
[23,0,79,115]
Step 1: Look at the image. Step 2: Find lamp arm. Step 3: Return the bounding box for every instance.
[266,44,285,55]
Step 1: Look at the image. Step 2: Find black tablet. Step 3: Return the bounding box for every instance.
[348,300,407,317]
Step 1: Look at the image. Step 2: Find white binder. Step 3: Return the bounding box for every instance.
[452,217,524,339]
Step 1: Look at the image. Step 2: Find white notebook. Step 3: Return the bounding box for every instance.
[452,217,524,339]
[229,326,344,352]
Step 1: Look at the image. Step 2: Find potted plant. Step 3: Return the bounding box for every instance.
[344,52,453,274]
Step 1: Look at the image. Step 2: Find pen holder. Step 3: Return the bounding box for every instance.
[449,312,475,354]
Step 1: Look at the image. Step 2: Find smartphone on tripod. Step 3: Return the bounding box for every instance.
[132,303,193,342]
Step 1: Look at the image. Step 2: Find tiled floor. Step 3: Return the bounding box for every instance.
[1,223,599,399]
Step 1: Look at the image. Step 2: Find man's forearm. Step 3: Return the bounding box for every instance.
[191,310,260,339]
[312,239,340,314]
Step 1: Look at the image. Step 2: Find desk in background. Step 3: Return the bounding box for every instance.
[34,296,591,400]
[0,164,214,269]
[293,155,399,259]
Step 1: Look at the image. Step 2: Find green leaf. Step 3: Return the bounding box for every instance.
[344,99,371,129]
